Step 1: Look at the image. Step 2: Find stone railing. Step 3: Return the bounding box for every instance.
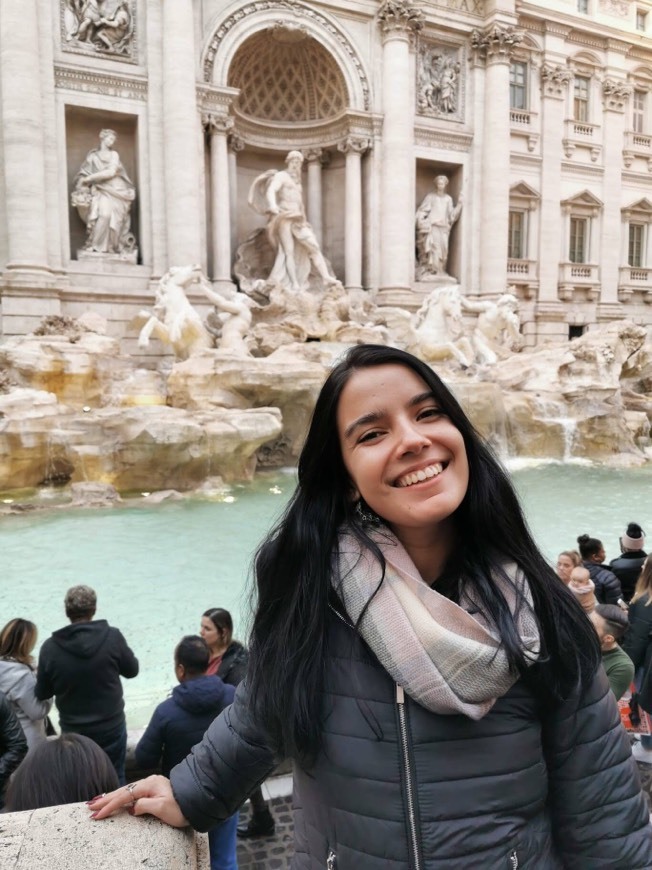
[559,262,600,285]
[0,802,209,869]
[507,258,537,277]
[510,108,532,125]
[563,120,601,161]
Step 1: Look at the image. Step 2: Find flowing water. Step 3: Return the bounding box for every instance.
[2,463,651,728]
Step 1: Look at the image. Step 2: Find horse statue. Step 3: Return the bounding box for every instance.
[411,284,475,368]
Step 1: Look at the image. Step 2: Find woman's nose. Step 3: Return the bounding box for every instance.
[396,421,430,454]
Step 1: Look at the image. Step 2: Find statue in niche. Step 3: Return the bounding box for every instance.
[415,175,463,280]
[64,0,134,56]
[243,150,338,294]
[71,128,137,261]
[417,47,462,117]
[137,265,256,359]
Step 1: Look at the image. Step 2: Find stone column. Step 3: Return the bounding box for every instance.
[162,0,202,266]
[228,134,245,263]
[304,149,324,246]
[471,24,523,296]
[0,0,51,277]
[538,64,572,306]
[600,79,631,309]
[204,114,234,289]
[377,1,423,300]
[338,137,370,292]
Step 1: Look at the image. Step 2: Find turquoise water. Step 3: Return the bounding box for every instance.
[1,463,651,728]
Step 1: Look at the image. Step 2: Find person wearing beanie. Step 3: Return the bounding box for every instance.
[35,585,139,785]
[589,605,635,701]
[610,523,647,603]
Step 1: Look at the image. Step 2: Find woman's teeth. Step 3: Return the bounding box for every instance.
[397,463,444,487]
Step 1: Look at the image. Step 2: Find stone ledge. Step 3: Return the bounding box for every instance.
[0,802,209,870]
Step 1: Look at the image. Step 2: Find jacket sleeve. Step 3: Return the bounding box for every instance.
[622,603,652,670]
[169,680,280,832]
[115,630,139,679]
[9,669,53,721]
[34,644,54,702]
[135,706,165,770]
[0,694,28,788]
[543,666,652,867]
[602,568,623,606]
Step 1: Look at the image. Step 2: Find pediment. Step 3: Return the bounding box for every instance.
[561,189,603,210]
[510,181,540,201]
[622,197,652,218]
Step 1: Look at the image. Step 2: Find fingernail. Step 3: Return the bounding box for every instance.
[127,807,135,816]
[90,812,98,819]
[88,795,102,802]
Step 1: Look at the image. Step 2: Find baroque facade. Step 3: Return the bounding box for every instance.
[1,0,652,351]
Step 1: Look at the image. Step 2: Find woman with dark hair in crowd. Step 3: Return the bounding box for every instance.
[0,619,52,749]
[200,607,274,838]
[91,345,651,866]
[555,549,581,585]
[5,732,118,811]
[0,693,27,810]
[577,533,624,605]
[610,522,647,603]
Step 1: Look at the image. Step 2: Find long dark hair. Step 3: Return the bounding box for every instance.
[248,345,600,764]
[3,733,118,811]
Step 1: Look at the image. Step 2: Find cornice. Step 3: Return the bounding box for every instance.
[229,108,382,151]
[54,64,147,100]
[560,161,605,178]
[413,125,473,151]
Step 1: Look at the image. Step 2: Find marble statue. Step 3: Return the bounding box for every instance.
[463,292,523,365]
[415,175,463,280]
[137,265,213,360]
[412,284,475,367]
[205,290,255,357]
[247,150,338,293]
[65,0,134,56]
[71,129,137,260]
[417,47,462,117]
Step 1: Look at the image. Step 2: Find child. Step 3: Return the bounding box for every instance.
[568,566,597,614]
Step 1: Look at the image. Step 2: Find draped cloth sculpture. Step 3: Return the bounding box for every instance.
[415,175,462,280]
[71,129,137,260]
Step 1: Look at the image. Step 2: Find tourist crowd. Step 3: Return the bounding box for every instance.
[1,515,651,867]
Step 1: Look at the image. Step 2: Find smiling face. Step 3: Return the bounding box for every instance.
[337,364,469,563]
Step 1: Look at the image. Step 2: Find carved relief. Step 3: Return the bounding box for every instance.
[203,1,370,111]
[61,0,136,62]
[377,0,424,35]
[540,63,572,98]
[471,24,523,61]
[54,65,147,100]
[598,0,631,16]
[439,0,484,12]
[602,78,632,111]
[417,43,464,120]
[337,137,371,154]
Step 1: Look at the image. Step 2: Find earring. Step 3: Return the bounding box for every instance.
[355,498,381,527]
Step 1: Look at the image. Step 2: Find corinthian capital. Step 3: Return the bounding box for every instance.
[602,77,632,111]
[377,0,424,38]
[471,24,523,62]
[337,137,372,155]
[540,63,572,98]
[202,113,234,135]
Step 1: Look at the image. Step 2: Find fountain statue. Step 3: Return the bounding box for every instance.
[415,175,462,281]
[234,150,338,298]
[71,129,137,261]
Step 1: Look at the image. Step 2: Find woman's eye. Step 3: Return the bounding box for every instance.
[418,407,445,420]
[358,430,382,443]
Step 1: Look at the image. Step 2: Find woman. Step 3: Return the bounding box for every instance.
[0,619,52,749]
[4,733,118,812]
[200,609,248,686]
[577,533,623,605]
[200,608,274,839]
[623,555,652,738]
[90,345,651,866]
[555,550,581,585]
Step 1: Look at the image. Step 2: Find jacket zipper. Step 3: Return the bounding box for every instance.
[396,684,422,870]
[509,849,519,869]
[326,848,336,869]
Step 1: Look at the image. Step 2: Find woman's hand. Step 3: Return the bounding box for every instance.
[87,775,189,828]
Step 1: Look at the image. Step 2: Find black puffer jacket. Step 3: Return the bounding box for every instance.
[610,551,648,603]
[584,560,623,605]
[0,691,27,807]
[170,613,652,868]
[217,641,248,688]
[623,592,652,671]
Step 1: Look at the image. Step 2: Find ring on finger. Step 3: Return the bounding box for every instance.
[125,782,138,807]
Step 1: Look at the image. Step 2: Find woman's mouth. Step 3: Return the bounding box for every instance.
[395,462,447,488]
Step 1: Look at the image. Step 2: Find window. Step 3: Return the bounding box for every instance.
[509,62,528,111]
[577,0,589,12]
[633,89,647,133]
[574,76,590,122]
[569,217,588,263]
[637,9,647,31]
[629,223,645,267]
[508,211,526,259]
[569,325,586,339]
